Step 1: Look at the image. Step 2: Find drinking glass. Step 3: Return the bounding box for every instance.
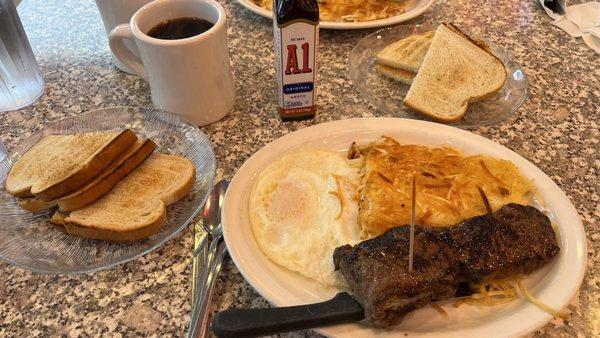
[0,140,6,162]
[0,140,7,183]
[0,0,44,112]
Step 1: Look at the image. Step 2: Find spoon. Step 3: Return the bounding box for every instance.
[188,179,229,338]
[191,179,226,306]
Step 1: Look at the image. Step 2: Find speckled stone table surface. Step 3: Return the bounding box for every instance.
[0,0,598,336]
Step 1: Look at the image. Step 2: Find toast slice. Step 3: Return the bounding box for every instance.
[57,139,156,211]
[56,154,196,242]
[18,198,58,212]
[17,139,157,213]
[376,30,434,73]
[376,65,415,85]
[6,130,137,200]
[403,24,507,122]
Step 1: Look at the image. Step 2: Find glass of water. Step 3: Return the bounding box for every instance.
[0,140,7,183]
[0,140,6,162]
[0,0,44,112]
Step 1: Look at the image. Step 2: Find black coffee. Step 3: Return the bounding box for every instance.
[147,17,213,40]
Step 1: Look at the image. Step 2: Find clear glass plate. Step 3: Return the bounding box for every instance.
[0,107,215,273]
[349,24,529,128]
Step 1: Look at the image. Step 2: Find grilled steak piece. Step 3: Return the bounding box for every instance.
[450,203,560,283]
[334,203,560,328]
[333,227,460,327]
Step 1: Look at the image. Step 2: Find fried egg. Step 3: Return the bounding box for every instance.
[249,150,362,288]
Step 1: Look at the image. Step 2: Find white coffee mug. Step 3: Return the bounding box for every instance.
[109,0,235,126]
[95,0,153,74]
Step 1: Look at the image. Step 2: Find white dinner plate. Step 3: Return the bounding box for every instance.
[235,0,434,30]
[222,118,587,337]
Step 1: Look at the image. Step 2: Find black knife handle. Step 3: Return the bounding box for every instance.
[212,292,364,337]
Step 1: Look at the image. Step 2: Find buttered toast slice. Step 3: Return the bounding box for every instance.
[58,154,195,242]
[403,24,506,122]
[376,30,434,73]
[18,139,156,212]
[6,130,137,200]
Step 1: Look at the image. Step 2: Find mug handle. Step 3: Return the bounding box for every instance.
[109,24,147,80]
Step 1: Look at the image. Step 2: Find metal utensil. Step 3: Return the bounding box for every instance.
[191,179,226,306]
[187,179,229,338]
[191,223,207,307]
[196,239,228,337]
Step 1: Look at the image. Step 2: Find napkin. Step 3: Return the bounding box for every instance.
[565,2,600,30]
[582,27,600,53]
[540,0,600,54]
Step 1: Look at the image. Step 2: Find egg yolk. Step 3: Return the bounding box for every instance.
[267,179,317,224]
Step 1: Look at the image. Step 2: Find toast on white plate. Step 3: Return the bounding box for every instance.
[5,130,137,201]
[54,153,196,242]
[376,30,434,73]
[18,139,157,213]
[403,24,507,122]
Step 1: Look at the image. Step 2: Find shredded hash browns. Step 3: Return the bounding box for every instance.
[255,0,408,22]
[355,136,534,237]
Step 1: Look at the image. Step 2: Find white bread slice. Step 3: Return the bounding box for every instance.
[57,139,156,212]
[58,154,196,242]
[376,65,415,85]
[5,130,137,201]
[403,24,507,122]
[17,139,156,213]
[376,30,434,73]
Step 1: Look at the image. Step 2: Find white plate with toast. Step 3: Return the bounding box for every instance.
[222,118,587,337]
[0,107,215,273]
[349,24,528,127]
[236,0,433,30]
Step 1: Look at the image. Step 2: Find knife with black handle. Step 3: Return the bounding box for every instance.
[212,292,364,337]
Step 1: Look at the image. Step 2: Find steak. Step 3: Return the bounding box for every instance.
[450,204,560,283]
[333,203,559,328]
[333,227,460,327]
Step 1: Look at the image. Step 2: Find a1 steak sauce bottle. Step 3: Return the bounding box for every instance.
[273,0,319,120]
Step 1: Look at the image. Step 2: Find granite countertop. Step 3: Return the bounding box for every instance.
[0,0,598,336]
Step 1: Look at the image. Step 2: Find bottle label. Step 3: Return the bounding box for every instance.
[274,19,318,117]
